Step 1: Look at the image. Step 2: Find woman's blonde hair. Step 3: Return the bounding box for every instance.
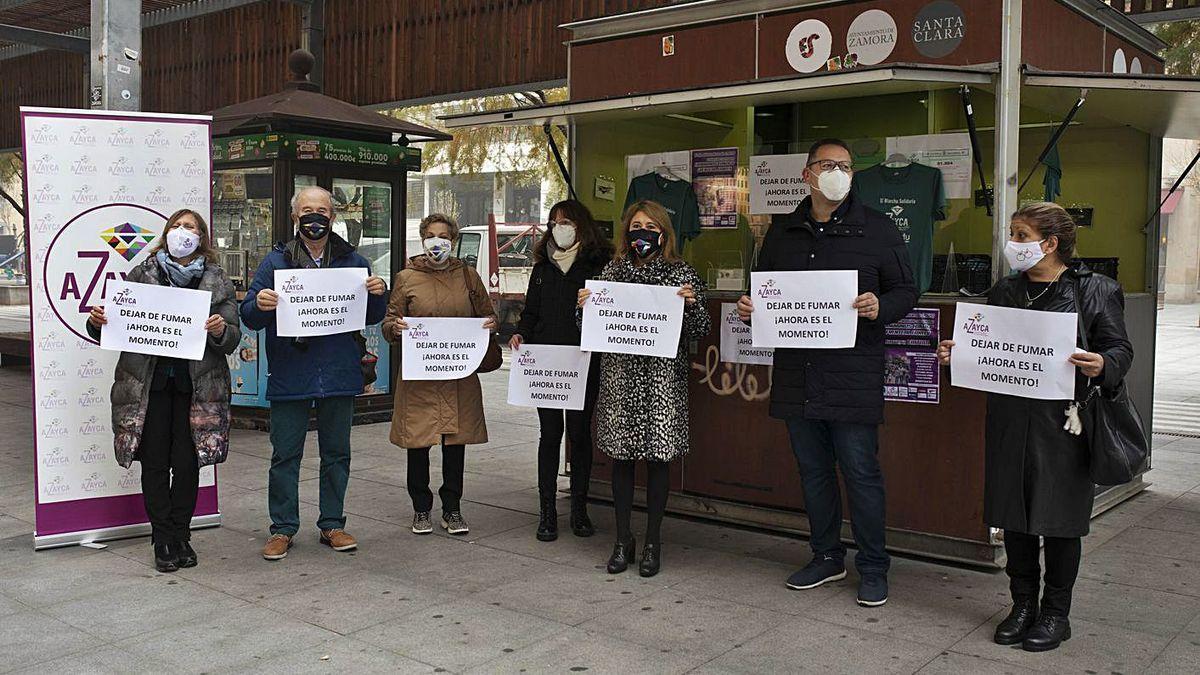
[1013,202,1077,264]
[615,199,681,263]
[149,209,217,263]
[419,213,460,241]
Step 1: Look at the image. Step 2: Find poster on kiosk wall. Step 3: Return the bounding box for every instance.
[22,107,218,549]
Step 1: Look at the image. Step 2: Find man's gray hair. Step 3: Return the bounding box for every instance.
[291,186,335,215]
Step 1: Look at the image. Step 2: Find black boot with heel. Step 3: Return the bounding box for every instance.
[570,493,594,537]
[607,537,636,574]
[536,494,558,542]
[994,597,1038,645]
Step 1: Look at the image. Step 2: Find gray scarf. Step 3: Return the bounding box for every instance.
[155,250,206,287]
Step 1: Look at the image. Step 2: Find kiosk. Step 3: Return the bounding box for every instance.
[208,50,450,427]
[443,0,1199,566]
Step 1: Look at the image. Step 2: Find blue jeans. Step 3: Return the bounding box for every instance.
[268,396,354,535]
[785,417,890,575]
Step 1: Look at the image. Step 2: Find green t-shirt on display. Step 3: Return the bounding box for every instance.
[624,172,701,254]
[852,163,947,294]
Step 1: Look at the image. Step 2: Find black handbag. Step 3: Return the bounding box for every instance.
[1072,281,1148,486]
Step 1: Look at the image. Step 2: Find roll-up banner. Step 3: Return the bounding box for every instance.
[22,107,219,549]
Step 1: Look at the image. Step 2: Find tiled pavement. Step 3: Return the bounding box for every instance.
[0,307,1198,673]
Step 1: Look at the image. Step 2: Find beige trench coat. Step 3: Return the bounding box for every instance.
[384,256,496,448]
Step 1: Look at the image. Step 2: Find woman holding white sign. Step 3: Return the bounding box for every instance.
[384,213,497,536]
[87,209,240,573]
[576,199,711,577]
[937,203,1133,652]
[509,200,613,542]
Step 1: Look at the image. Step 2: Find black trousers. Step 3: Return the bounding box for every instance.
[536,354,600,498]
[408,444,465,513]
[612,460,670,545]
[1004,529,1083,617]
[139,376,199,544]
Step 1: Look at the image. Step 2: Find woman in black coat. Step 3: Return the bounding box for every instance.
[939,202,1133,653]
[509,200,614,542]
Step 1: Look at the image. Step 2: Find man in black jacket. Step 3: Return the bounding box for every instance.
[737,139,917,607]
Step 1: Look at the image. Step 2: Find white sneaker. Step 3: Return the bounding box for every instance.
[412,511,433,534]
[441,511,470,535]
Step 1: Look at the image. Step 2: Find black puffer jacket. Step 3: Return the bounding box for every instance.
[516,246,610,345]
[755,195,918,423]
[983,266,1133,538]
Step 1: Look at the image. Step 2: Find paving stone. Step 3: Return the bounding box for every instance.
[353,598,567,672]
[0,611,105,672]
[465,627,708,674]
[256,570,447,635]
[7,644,174,675]
[694,615,943,674]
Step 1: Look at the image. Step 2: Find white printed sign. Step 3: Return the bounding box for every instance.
[719,303,774,365]
[23,107,216,537]
[100,280,211,360]
[885,133,973,199]
[749,154,810,215]
[507,344,593,410]
[750,271,859,349]
[950,303,1078,400]
[580,280,685,359]
[626,150,691,183]
[401,317,490,381]
[274,267,368,337]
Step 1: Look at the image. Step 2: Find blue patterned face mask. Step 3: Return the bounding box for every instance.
[626,229,662,258]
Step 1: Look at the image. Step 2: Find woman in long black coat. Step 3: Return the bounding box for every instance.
[510,200,613,542]
[939,202,1133,653]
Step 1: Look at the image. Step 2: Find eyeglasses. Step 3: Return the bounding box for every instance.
[807,160,853,173]
[548,219,575,228]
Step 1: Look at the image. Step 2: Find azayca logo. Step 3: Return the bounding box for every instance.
[280,275,304,294]
[108,127,134,147]
[408,322,429,338]
[109,287,136,307]
[109,185,135,202]
[963,312,990,336]
[41,418,68,439]
[79,416,107,436]
[517,350,536,366]
[145,186,172,206]
[182,186,206,206]
[33,213,55,234]
[42,476,70,497]
[145,158,171,177]
[30,154,60,174]
[109,157,134,176]
[118,467,140,489]
[41,447,70,468]
[81,472,108,492]
[77,359,105,378]
[72,185,100,205]
[144,129,169,148]
[182,158,205,178]
[29,123,59,145]
[39,360,67,379]
[590,288,615,305]
[758,279,783,298]
[80,444,107,464]
[180,129,205,149]
[71,156,98,176]
[39,331,67,351]
[32,185,60,204]
[754,160,772,177]
[79,388,106,407]
[39,389,68,410]
[70,125,96,146]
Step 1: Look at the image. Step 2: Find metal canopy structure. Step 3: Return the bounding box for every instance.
[439,64,998,129]
[209,49,451,144]
[1023,69,1200,138]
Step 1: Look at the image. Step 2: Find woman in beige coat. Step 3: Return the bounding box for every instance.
[384,213,497,536]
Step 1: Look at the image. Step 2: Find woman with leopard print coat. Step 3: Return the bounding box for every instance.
[576,199,711,578]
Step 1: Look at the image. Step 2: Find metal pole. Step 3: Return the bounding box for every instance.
[90,0,142,110]
[300,0,324,90]
[993,0,1023,282]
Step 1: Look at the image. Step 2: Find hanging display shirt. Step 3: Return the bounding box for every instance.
[852,163,946,295]
[624,172,701,253]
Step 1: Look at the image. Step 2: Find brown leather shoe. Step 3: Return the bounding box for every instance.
[262,534,292,561]
[319,529,357,552]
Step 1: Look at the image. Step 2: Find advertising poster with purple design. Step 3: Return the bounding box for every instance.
[691,147,739,228]
[23,107,217,548]
[884,308,940,404]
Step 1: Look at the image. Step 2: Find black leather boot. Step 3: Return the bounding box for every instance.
[536,494,558,542]
[1022,614,1071,652]
[994,597,1038,645]
[174,541,198,568]
[570,494,595,538]
[607,537,636,574]
[639,542,661,578]
[154,543,179,573]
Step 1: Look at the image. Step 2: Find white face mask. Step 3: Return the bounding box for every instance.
[815,168,852,202]
[166,227,201,259]
[423,236,452,264]
[1004,239,1046,272]
[551,223,577,249]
